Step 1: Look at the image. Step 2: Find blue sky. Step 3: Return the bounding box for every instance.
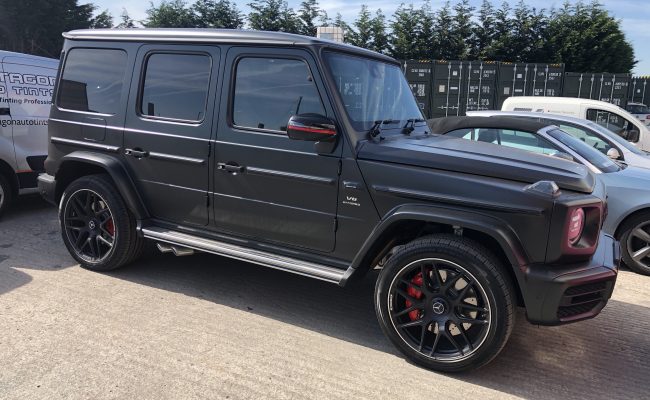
[92,0,650,74]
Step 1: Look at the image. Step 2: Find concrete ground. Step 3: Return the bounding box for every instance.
[0,196,648,400]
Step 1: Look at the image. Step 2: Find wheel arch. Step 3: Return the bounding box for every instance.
[54,151,149,220]
[340,204,528,305]
[613,206,650,239]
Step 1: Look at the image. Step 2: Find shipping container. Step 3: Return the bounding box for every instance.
[563,72,631,107]
[629,76,650,107]
[430,60,498,118]
[496,62,565,108]
[402,60,434,117]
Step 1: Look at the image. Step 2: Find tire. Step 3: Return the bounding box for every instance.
[59,174,143,271]
[375,234,515,372]
[619,211,650,275]
[0,173,12,219]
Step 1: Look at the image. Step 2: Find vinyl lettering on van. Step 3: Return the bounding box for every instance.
[0,72,55,97]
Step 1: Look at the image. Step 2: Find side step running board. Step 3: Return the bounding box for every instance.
[141,226,346,284]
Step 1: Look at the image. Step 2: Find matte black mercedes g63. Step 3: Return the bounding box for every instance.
[39,29,618,372]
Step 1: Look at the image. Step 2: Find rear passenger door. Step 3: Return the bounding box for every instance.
[124,45,220,226]
[212,47,341,253]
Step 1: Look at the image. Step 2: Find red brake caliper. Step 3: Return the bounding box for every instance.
[405,272,423,321]
[105,218,115,237]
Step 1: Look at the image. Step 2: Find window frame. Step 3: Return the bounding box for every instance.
[136,50,213,125]
[55,47,128,117]
[586,108,638,142]
[228,54,327,135]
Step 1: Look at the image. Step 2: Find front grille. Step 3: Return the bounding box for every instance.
[557,281,609,320]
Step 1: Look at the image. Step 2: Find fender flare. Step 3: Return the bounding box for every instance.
[340,204,529,286]
[56,151,149,220]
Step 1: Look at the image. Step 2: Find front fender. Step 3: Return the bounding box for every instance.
[56,151,149,220]
[340,204,529,286]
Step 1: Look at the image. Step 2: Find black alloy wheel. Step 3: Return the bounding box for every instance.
[387,258,491,362]
[375,234,515,372]
[0,174,12,219]
[63,189,116,263]
[620,212,650,275]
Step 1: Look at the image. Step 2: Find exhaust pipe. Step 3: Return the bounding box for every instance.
[156,243,195,256]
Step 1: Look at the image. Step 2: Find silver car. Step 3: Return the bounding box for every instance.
[468,110,650,168]
[432,116,650,275]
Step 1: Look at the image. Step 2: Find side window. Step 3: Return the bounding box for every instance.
[497,130,557,155]
[232,57,325,132]
[554,123,612,155]
[140,53,211,122]
[57,48,127,114]
[445,128,474,140]
[586,109,636,141]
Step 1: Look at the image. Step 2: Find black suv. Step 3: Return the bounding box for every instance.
[38,29,618,372]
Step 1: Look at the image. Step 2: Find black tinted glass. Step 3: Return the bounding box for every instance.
[141,53,211,121]
[233,57,325,132]
[58,48,127,114]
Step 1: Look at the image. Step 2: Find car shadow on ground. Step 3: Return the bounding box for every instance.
[105,252,649,399]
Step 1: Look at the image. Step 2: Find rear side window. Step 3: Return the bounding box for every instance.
[232,57,325,132]
[140,53,212,122]
[57,48,127,114]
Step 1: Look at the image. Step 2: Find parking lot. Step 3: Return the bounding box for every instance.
[0,196,648,400]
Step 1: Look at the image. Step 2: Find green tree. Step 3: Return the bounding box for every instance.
[144,0,196,28]
[116,9,138,28]
[192,0,243,28]
[390,3,420,60]
[483,1,515,60]
[546,1,635,72]
[350,5,372,48]
[369,9,389,54]
[472,0,496,59]
[507,1,549,62]
[433,1,455,59]
[297,0,322,36]
[416,1,435,59]
[248,0,300,33]
[90,9,114,29]
[0,0,95,57]
[449,0,474,59]
[332,12,355,44]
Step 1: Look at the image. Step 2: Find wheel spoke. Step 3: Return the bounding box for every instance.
[75,231,87,249]
[97,234,113,248]
[632,245,650,262]
[399,278,422,293]
[430,264,443,289]
[396,319,424,329]
[455,322,474,351]
[455,280,473,301]
[632,228,650,243]
[395,287,421,303]
[443,323,464,355]
[393,302,424,318]
[70,197,86,217]
[458,303,488,313]
[428,323,441,357]
[418,324,428,351]
[444,271,464,293]
[457,315,489,325]
[86,237,97,258]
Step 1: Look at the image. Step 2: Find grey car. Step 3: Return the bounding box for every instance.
[467,110,650,168]
[430,116,650,275]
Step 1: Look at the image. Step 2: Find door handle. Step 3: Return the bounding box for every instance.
[125,148,149,159]
[217,162,245,174]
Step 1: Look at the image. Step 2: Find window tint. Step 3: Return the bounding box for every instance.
[586,109,637,141]
[58,48,127,114]
[445,127,558,155]
[233,57,325,132]
[551,122,612,155]
[140,53,211,121]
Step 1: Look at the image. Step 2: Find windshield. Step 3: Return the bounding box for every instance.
[547,128,620,173]
[627,104,650,114]
[585,121,646,156]
[323,51,423,131]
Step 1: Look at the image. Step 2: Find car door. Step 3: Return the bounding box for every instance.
[212,47,341,253]
[123,45,220,226]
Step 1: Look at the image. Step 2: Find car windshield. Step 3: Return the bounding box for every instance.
[585,120,646,156]
[547,128,620,173]
[323,51,423,132]
[627,104,650,114]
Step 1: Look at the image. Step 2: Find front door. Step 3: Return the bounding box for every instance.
[212,47,341,253]
[124,45,221,226]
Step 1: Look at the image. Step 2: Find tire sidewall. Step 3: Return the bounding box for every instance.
[375,238,512,372]
[620,213,650,275]
[0,174,12,218]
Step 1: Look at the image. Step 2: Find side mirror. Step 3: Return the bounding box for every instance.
[287,114,337,142]
[606,147,621,160]
[627,129,640,143]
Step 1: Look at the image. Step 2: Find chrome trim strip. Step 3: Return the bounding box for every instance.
[141,226,346,284]
[373,185,545,216]
[50,136,120,153]
[246,166,335,185]
[147,151,205,165]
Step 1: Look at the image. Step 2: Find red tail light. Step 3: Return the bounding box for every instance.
[567,208,585,245]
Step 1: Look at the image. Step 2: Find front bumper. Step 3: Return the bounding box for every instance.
[37,173,57,205]
[522,233,619,326]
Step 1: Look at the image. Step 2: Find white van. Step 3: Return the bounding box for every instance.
[0,50,58,217]
[502,96,650,152]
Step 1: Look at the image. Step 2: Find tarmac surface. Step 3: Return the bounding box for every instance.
[1,196,649,399]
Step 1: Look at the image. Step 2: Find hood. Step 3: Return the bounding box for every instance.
[358,134,595,193]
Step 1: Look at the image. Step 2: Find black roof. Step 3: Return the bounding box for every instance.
[427,116,552,134]
[63,28,396,63]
